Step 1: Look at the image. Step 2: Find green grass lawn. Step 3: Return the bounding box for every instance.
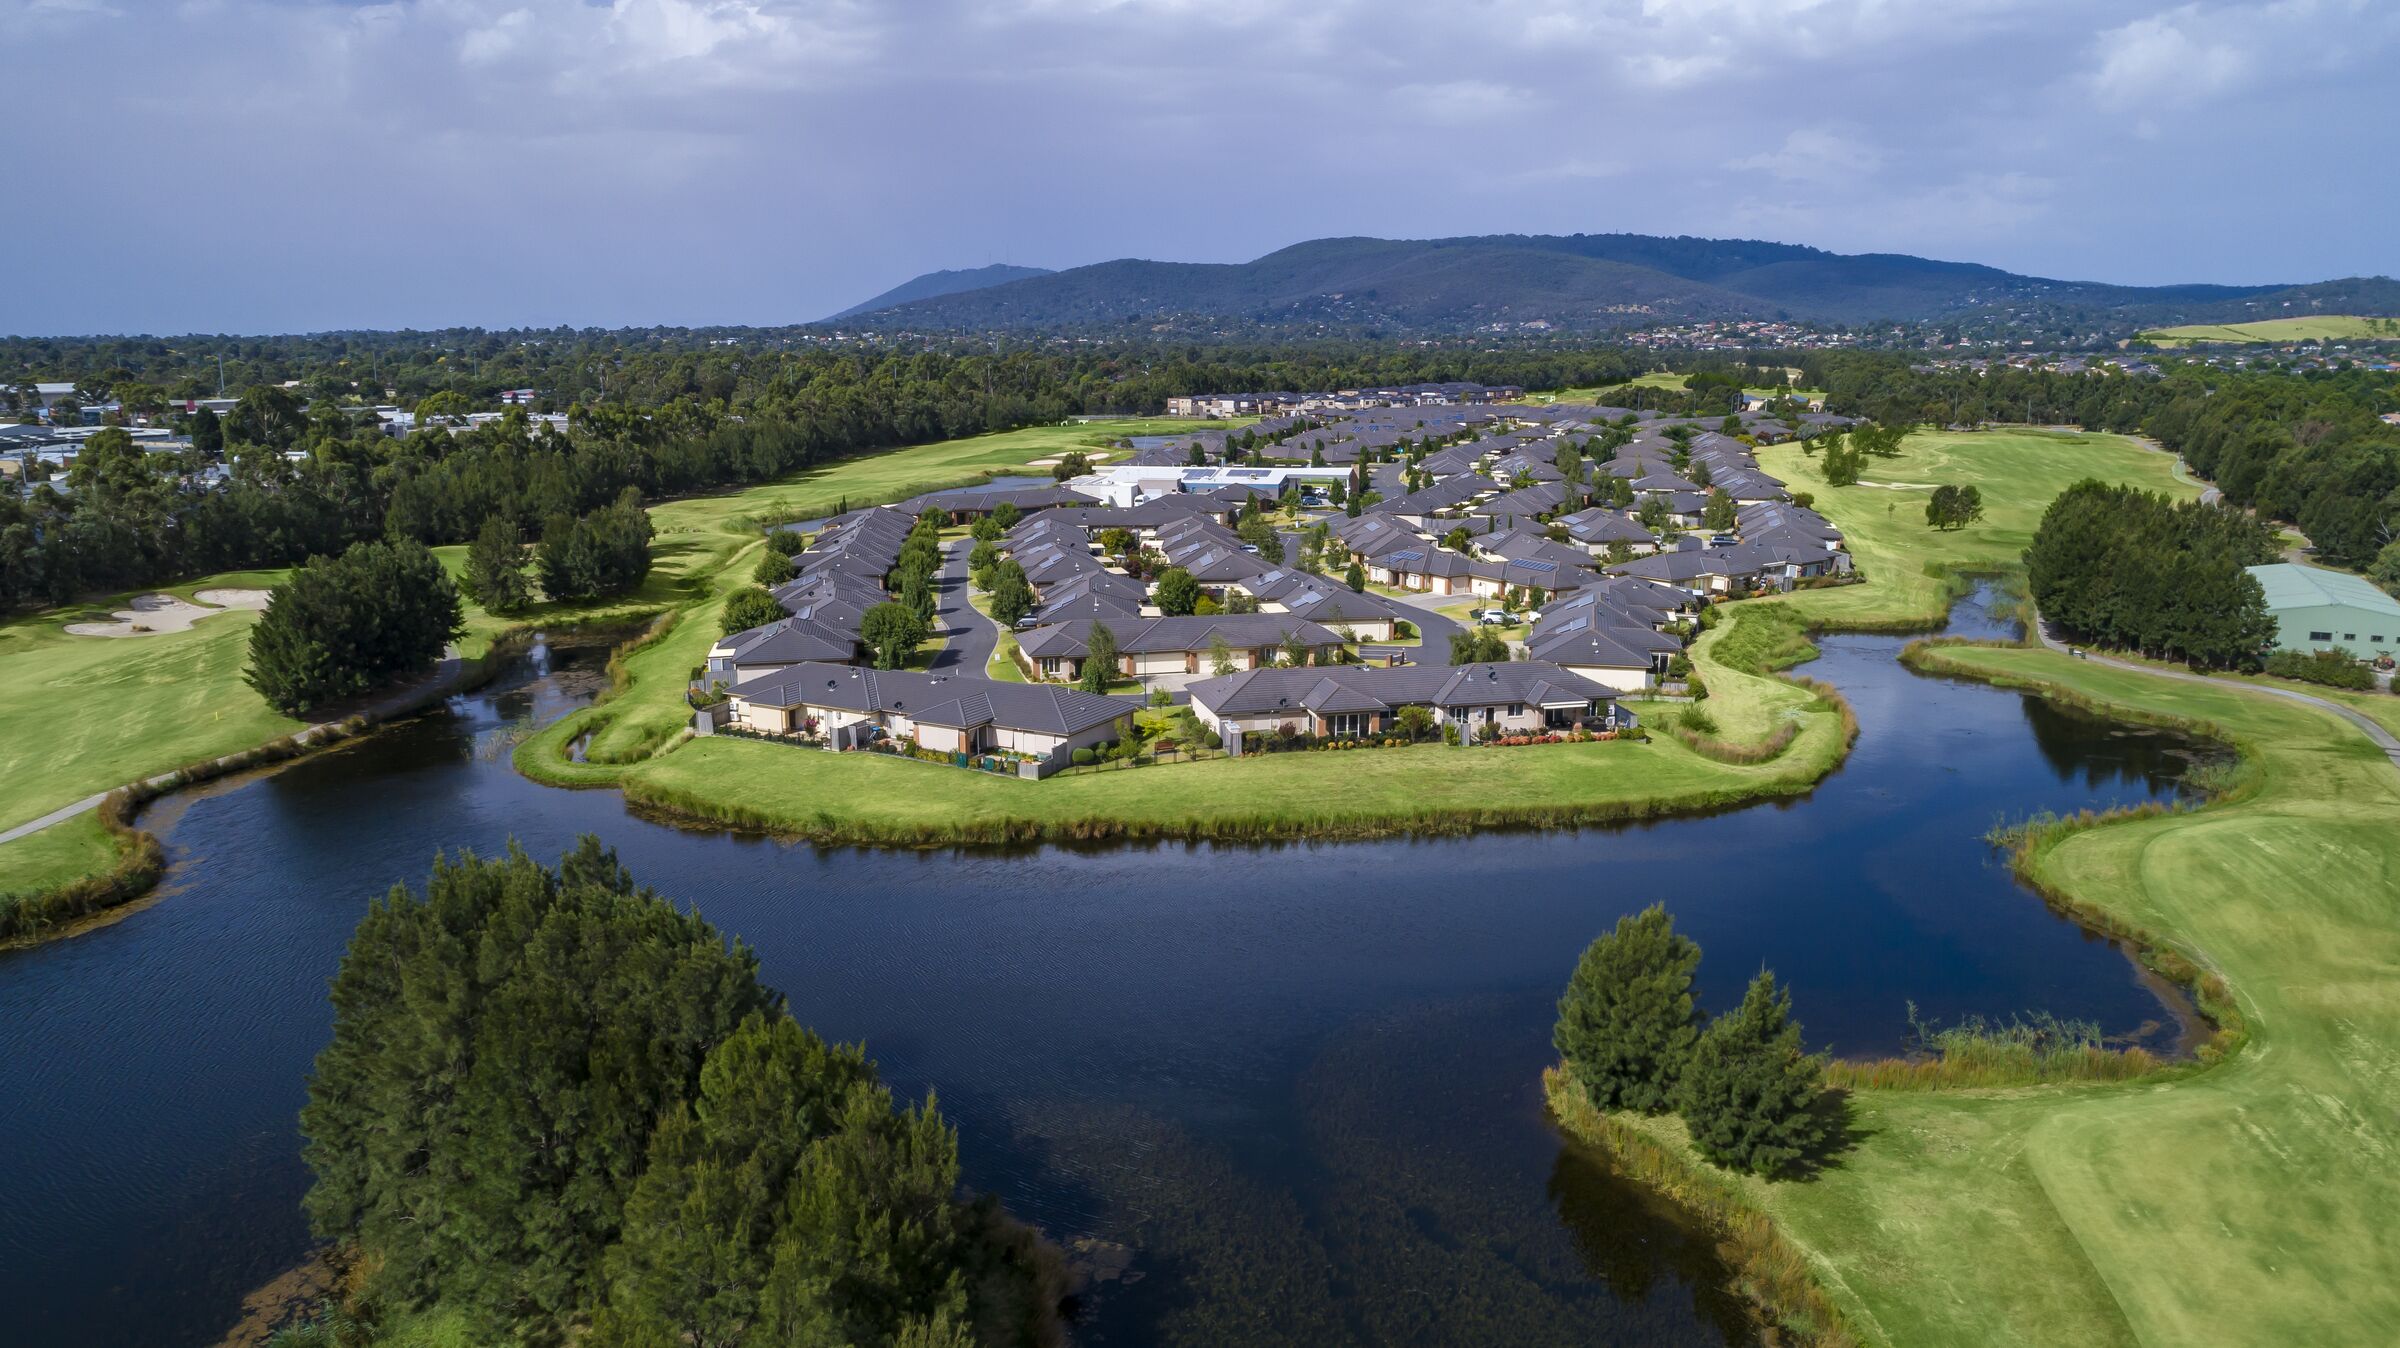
[0,812,121,905]
[2138,315,2398,346]
[1662,642,2400,1347]
[1538,427,2400,1344]
[1757,428,2195,629]
[608,716,1845,845]
[0,582,303,838]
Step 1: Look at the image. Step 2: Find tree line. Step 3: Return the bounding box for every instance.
[2025,480,2281,667]
[1792,354,2400,573]
[296,839,1057,1347]
[4,345,1658,615]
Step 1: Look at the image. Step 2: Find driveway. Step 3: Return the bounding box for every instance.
[2030,611,2400,769]
[1371,588,1467,665]
[928,537,1001,677]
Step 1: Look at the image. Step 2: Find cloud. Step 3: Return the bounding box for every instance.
[2,0,2395,332]
[1727,129,1884,184]
[2087,6,2249,110]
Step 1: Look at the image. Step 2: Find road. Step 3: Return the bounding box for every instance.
[928,537,1000,676]
[2030,611,2400,769]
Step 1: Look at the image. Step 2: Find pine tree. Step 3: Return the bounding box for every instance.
[1672,971,1827,1177]
[1553,905,1703,1113]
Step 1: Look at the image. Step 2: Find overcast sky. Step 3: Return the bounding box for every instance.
[8,0,2395,335]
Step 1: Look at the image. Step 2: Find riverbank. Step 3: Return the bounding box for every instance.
[0,419,1212,931]
[509,427,2201,852]
[1537,426,2400,1344]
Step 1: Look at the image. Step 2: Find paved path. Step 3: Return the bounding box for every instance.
[0,649,473,848]
[2030,612,2400,769]
[928,537,1000,676]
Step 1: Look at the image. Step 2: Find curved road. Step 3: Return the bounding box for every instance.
[2031,611,2400,769]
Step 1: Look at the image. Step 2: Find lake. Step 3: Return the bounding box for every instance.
[0,587,2215,1346]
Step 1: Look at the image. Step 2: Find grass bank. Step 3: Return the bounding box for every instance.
[1757,427,2196,630]
[1565,642,2400,1345]
[520,712,1847,847]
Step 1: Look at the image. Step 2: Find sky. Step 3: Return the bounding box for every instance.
[7,0,2396,335]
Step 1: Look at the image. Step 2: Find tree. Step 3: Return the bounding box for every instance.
[1099,527,1135,560]
[414,390,473,427]
[1672,971,1827,1177]
[969,515,1003,544]
[1344,560,1365,592]
[1393,704,1436,742]
[1238,514,1284,564]
[1154,566,1201,616]
[1637,494,1672,532]
[1279,629,1310,668]
[1553,906,1703,1113]
[190,406,224,457]
[463,515,533,616]
[1924,484,1983,531]
[859,602,927,669]
[1208,632,1236,677]
[538,490,654,601]
[754,548,796,585]
[2371,538,2400,596]
[1079,622,1118,692]
[246,539,464,715]
[1050,451,1091,483]
[989,502,1021,531]
[967,539,1000,586]
[1448,626,1509,663]
[299,841,1047,1346]
[988,563,1033,627]
[721,586,787,637]
[1701,490,1736,533]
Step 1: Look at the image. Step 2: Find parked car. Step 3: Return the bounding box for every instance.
[1709,533,1738,547]
[1475,609,1513,626]
[1299,495,1329,509]
[1014,614,1042,629]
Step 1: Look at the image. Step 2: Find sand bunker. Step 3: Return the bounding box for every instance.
[1026,450,1114,467]
[66,589,272,638]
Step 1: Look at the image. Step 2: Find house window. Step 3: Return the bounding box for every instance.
[2308,631,2333,642]
[2344,634,2357,642]
[1326,712,1366,737]
[1508,703,1523,717]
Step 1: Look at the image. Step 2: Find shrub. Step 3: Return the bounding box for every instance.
[2263,647,2375,690]
[1676,705,1718,735]
[1072,747,1096,766]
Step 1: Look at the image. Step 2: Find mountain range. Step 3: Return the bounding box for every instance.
[824,234,2400,336]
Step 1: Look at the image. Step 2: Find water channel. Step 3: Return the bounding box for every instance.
[0,587,2217,1346]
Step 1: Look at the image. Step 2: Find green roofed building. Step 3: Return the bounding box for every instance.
[2245,563,2400,657]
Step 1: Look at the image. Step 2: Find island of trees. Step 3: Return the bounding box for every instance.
[294,839,1059,1347]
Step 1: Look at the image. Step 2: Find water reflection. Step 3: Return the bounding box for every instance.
[0,588,2214,1347]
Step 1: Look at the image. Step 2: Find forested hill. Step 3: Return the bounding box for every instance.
[837,233,2400,336]
[826,263,1054,320]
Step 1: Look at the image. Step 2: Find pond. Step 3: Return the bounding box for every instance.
[0,587,2218,1346]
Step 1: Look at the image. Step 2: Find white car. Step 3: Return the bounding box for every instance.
[1475,609,1513,626]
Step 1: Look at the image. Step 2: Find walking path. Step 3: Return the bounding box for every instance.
[2030,612,2400,768]
[0,650,474,848]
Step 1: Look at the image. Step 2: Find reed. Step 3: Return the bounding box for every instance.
[1827,1006,2164,1090]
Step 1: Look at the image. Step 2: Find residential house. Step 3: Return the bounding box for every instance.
[1188,661,1629,744]
[1018,614,1345,683]
[727,662,1139,762]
